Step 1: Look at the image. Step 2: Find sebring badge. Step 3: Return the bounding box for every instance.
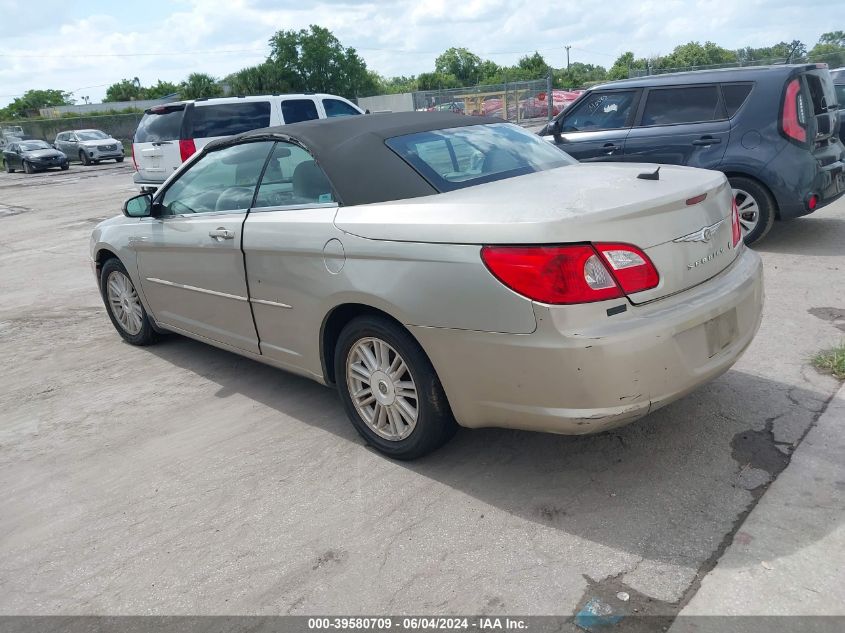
[673,218,726,244]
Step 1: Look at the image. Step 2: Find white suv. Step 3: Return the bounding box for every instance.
[131,93,364,191]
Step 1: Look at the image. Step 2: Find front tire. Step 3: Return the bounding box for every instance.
[79,150,91,166]
[100,258,158,346]
[729,176,776,245]
[116,156,124,163]
[5,161,12,173]
[60,164,69,170]
[335,315,457,459]
[23,161,34,174]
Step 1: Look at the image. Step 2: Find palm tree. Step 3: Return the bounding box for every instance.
[179,73,223,100]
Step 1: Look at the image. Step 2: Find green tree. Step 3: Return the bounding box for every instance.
[226,62,299,95]
[515,52,550,79]
[105,78,143,102]
[809,32,845,67]
[416,71,461,91]
[2,89,73,118]
[145,80,179,99]
[267,25,375,97]
[555,63,607,88]
[434,47,482,85]
[658,41,737,70]
[607,51,649,80]
[178,73,223,100]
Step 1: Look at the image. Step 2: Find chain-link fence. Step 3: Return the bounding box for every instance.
[0,112,143,147]
[412,79,554,124]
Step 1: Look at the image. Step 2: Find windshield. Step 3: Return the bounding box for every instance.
[385,122,576,192]
[76,130,109,141]
[20,141,51,151]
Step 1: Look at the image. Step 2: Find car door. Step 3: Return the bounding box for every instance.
[242,141,339,371]
[543,89,640,161]
[623,84,730,168]
[62,133,80,158]
[6,144,21,169]
[132,140,276,353]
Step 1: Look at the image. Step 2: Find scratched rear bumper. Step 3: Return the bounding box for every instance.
[410,247,763,434]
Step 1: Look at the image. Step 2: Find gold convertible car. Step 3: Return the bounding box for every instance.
[91,112,763,459]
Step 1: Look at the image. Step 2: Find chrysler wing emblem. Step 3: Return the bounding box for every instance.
[673,218,726,244]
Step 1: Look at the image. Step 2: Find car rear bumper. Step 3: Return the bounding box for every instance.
[410,247,763,434]
[132,172,166,190]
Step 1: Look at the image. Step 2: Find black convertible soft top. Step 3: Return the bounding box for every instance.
[205,111,503,206]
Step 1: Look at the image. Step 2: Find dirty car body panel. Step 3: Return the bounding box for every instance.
[91,112,763,449]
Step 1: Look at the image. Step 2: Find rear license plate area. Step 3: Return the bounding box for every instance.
[704,309,738,358]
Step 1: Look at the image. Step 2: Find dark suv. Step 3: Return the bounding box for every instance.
[541,64,844,244]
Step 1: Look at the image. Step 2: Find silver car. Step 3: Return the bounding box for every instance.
[90,112,764,459]
[55,129,124,165]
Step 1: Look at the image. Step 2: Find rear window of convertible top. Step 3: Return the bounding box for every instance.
[385,122,575,193]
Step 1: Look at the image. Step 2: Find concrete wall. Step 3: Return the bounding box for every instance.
[17,113,144,145]
[357,93,415,113]
[39,95,179,118]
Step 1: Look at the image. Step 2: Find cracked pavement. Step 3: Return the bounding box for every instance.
[0,163,843,624]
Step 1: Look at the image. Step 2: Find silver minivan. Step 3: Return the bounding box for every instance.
[131,93,364,191]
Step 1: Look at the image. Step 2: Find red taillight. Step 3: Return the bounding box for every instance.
[481,243,659,305]
[782,78,807,143]
[179,139,196,162]
[731,197,742,247]
[807,194,819,211]
[131,144,138,171]
[594,243,660,294]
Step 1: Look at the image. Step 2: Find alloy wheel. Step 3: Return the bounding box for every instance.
[732,187,759,237]
[346,337,419,441]
[106,271,143,335]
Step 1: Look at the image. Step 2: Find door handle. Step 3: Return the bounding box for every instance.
[692,137,722,146]
[209,228,235,241]
[602,143,619,154]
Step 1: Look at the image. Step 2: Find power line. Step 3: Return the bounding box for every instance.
[0,47,268,59]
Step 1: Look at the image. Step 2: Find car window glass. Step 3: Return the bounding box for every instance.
[77,131,108,141]
[134,106,185,143]
[386,122,575,193]
[835,84,845,108]
[641,86,720,126]
[562,91,637,132]
[322,98,360,118]
[191,102,272,138]
[20,141,51,150]
[721,83,753,117]
[254,142,334,208]
[159,141,274,216]
[281,99,319,124]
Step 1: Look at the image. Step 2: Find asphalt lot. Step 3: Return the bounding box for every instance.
[0,162,843,624]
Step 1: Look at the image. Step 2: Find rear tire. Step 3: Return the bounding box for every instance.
[79,151,91,166]
[23,161,34,174]
[729,176,775,246]
[334,315,457,460]
[100,258,158,346]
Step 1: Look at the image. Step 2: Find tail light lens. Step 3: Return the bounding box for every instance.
[781,78,807,144]
[481,243,659,305]
[131,144,138,171]
[179,139,197,162]
[731,197,742,247]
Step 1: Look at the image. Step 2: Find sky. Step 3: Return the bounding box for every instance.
[2,0,843,107]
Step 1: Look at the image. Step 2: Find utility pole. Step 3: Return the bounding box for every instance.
[565,45,571,69]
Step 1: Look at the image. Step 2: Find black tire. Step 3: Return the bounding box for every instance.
[60,164,69,170]
[729,176,776,246]
[79,150,91,166]
[116,156,124,163]
[334,315,457,460]
[5,161,12,173]
[99,258,158,346]
[23,161,34,174]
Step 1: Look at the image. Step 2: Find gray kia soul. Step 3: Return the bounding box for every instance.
[540,64,845,244]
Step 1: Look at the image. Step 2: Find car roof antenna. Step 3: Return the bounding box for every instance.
[637,166,660,180]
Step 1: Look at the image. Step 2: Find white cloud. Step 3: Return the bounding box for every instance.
[0,0,842,107]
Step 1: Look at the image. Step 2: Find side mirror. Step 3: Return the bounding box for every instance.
[123,193,153,218]
[549,119,563,144]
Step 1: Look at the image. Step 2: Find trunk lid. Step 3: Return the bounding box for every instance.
[133,104,186,183]
[335,163,739,303]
